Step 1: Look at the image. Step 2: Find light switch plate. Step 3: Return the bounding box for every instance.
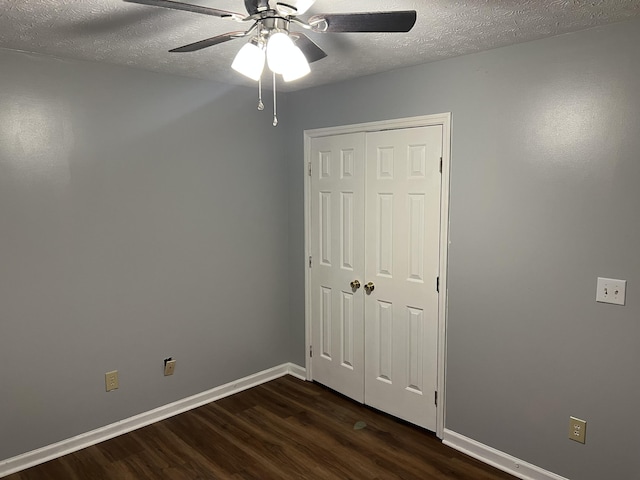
[596,277,626,305]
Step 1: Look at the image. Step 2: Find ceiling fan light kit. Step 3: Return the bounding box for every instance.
[123,0,417,125]
[281,45,311,81]
[266,32,305,76]
[231,41,265,81]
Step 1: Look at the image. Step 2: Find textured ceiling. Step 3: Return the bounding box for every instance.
[1,0,640,91]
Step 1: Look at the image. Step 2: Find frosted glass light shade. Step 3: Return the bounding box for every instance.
[266,32,295,74]
[275,0,315,15]
[293,0,315,14]
[282,45,310,82]
[231,42,265,81]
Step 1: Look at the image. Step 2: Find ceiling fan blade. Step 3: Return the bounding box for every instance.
[169,32,246,52]
[123,0,244,20]
[289,33,327,63]
[309,11,417,33]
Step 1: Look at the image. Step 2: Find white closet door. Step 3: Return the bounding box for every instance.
[309,125,443,431]
[310,133,366,402]
[363,126,442,430]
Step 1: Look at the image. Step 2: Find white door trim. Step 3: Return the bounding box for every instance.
[303,113,451,438]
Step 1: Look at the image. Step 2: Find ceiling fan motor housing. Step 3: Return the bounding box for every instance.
[261,17,290,34]
[245,0,270,15]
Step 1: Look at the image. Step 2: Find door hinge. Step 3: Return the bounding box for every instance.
[435,391,438,406]
[309,256,312,268]
[308,161,312,176]
[309,345,313,358]
[436,276,440,293]
[439,157,443,174]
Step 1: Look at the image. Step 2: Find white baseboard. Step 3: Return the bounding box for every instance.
[443,429,569,480]
[0,363,305,479]
[287,363,306,380]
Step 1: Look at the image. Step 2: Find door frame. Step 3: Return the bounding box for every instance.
[303,113,451,438]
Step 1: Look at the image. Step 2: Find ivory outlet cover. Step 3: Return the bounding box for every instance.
[569,416,586,444]
[164,359,176,376]
[105,370,119,392]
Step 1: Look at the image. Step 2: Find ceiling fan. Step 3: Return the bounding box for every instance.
[123,0,418,125]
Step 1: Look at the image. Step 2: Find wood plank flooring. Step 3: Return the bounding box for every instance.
[6,376,516,479]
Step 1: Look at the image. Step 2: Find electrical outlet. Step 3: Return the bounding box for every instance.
[105,370,119,392]
[569,416,586,444]
[164,358,176,376]
[596,277,626,305]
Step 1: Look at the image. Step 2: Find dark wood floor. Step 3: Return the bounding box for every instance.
[7,375,516,479]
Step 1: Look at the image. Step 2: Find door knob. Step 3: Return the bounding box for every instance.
[350,280,361,290]
[364,282,375,294]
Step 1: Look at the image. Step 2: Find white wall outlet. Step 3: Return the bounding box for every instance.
[569,416,586,444]
[164,358,176,376]
[105,370,119,392]
[596,277,626,305]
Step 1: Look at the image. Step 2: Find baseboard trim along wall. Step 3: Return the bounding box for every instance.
[0,363,305,479]
[443,430,570,480]
[286,363,306,381]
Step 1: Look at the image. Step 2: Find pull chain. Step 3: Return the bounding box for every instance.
[272,71,278,127]
[257,74,264,111]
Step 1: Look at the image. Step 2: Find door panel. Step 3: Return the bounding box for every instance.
[364,126,442,430]
[310,133,366,403]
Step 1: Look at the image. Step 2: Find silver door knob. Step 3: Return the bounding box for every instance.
[350,280,361,290]
[364,282,375,294]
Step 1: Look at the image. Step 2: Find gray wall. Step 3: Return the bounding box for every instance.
[285,18,640,480]
[0,49,293,460]
[2,16,639,480]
